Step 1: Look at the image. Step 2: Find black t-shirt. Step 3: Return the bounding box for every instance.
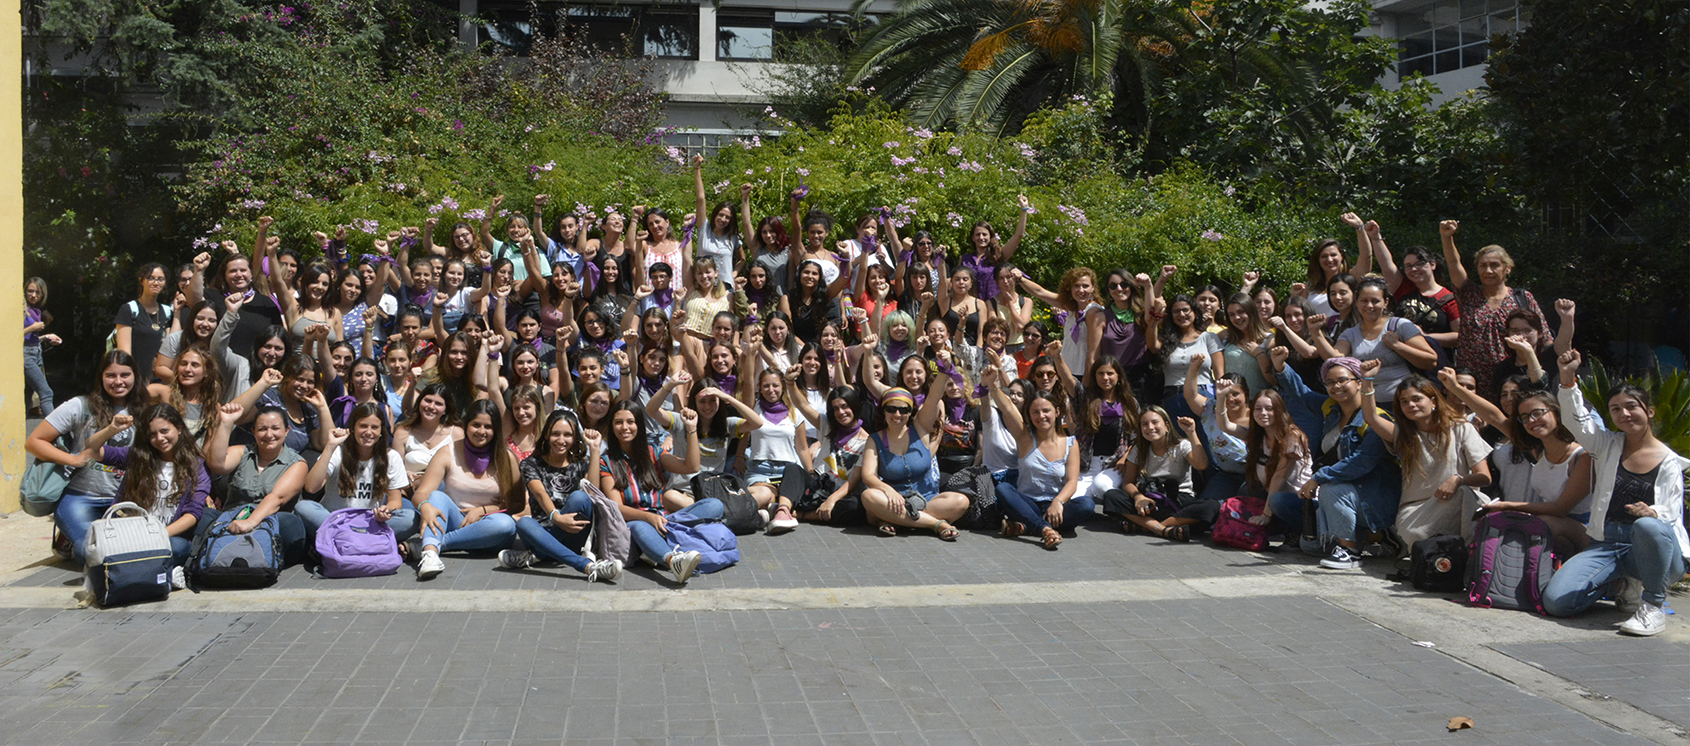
[1606,462,1659,525]
[115,300,171,383]
[520,454,590,521]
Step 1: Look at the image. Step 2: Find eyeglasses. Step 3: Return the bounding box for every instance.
[1518,408,1552,423]
[584,318,605,326]
[883,405,913,415]
[1323,376,1357,388]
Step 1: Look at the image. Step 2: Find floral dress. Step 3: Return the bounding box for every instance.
[1454,283,1552,399]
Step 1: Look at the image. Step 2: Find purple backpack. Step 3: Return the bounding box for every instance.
[315,509,402,578]
[1466,511,1556,613]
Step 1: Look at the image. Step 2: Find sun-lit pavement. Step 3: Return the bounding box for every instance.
[0,509,1684,745]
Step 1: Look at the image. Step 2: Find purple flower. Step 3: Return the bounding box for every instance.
[947,146,962,157]
[1202,230,1224,241]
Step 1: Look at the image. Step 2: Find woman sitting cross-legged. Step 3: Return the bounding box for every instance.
[857,374,971,541]
[601,400,713,584]
[410,400,521,580]
[500,409,624,583]
[297,402,417,541]
[203,403,313,569]
[1104,405,1209,541]
[982,364,1088,550]
[1542,350,1689,636]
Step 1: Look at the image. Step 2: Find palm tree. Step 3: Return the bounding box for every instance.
[845,0,1332,147]
[845,0,1180,136]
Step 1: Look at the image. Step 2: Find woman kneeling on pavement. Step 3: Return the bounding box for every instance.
[1542,350,1689,636]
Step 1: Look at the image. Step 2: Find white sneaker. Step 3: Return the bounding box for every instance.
[767,507,799,535]
[586,558,623,583]
[416,550,445,580]
[170,566,186,591]
[667,550,702,584]
[757,509,770,528]
[498,550,534,569]
[1319,545,1362,570]
[1619,601,1667,637]
[1613,577,1644,614]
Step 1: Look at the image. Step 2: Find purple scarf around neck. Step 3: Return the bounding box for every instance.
[759,397,789,424]
[464,439,495,475]
[710,371,738,395]
[832,418,863,448]
[943,396,967,423]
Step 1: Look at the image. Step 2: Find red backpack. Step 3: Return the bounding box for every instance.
[1210,496,1271,552]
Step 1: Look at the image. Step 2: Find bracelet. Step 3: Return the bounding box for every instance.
[549,509,561,521]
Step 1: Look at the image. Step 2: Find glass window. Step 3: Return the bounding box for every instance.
[640,7,699,59]
[719,11,774,61]
[478,2,698,60]
[1393,0,1517,78]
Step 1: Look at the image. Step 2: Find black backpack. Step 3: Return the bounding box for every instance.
[1409,534,1468,593]
[692,472,760,535]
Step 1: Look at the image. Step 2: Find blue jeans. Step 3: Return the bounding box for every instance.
[170,536,192,567]
[1315,482,1374,542]
[995,478,1094,532]
[1267,491,1306,536]
[514,491,594,572]
[23,344,53,414]
[295,498,420,541]
[1543,518,1688,616]
[627,498,724,565]
[56,491,115,565]
[420,491,517,553]
[1199,469,1246,504]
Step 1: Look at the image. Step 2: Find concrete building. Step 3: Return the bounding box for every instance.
[463,0,897,151]
[1364,0,1524,104]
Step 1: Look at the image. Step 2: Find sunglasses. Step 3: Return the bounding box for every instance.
[1108,282,1128,290]
[883,405,913,415]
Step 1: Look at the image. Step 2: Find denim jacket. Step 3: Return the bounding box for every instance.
[1275,364,1402,527]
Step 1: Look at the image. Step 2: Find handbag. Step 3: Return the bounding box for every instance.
[21,436,73,517]
[84,501,174,606]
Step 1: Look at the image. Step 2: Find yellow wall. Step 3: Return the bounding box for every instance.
[1,0,23,512]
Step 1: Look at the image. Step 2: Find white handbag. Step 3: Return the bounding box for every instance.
[84,501,175,607]
[85,501,172,567]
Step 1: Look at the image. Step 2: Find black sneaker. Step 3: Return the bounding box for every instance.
[1319,544,1362,570]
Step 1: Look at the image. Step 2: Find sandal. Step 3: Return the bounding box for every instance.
[1041,527,1063,550]
[933,521,959,542]
[1001,521,1027,539]
[1161,525,1191,542]
[876,523,897,537]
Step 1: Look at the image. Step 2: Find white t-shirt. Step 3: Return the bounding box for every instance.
[319,448,411,511]
[151,464,179,522]
[1162,332,1222,388]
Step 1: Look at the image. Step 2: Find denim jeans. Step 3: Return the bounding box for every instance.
[56,492,115,565]
[995,478,1095,532]
[514,491,594,572]
[195,508,311,568]
[1199,469,1246,504]
[627,498,724,565]
[170,536,193,567]
[295,498,419,542]
[1266,491,1306,536]
[23,344,53,415]
[420,491,517,553]
[1543,518,1688,616]
[1315,482,1368,542]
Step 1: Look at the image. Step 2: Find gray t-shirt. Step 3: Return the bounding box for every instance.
[46,396,135,497]
[697,224,740,281]
[1338,318,1423,402]
[1162,332,1222,389]
[1128,439,1195,500]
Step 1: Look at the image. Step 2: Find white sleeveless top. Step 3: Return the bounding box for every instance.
[747,416,801,464]
[404,431,454,474]
[1530,444,1592,516]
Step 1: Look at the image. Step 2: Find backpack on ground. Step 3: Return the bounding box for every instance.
[669,512,739,573]
[1466,511,1555,613]
[188,509,283,590]
[1410,534,1468,593]
[694,471,760,535]
[1210,496,1270,552]
[84,501,174,607]
[315,509,401,578]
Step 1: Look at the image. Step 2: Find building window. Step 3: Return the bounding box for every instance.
[479,2,699,60]
[718,10,774,61]
[1394,0,1519,79]
[716,11,876,62]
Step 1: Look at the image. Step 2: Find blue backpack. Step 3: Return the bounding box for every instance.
[187,509,283,590]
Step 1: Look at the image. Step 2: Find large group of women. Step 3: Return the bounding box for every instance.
[22,156,1686,635]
